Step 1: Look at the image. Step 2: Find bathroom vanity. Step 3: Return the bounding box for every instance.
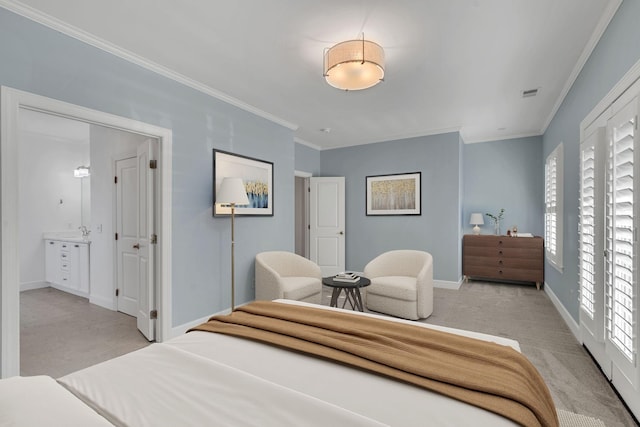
[44,233,90,298]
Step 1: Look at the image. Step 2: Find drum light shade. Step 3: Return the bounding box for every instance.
[324,38,385,91]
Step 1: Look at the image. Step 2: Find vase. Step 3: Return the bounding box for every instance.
[494,220,501,235]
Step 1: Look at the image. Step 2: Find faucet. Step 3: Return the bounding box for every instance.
[79,225,90,239]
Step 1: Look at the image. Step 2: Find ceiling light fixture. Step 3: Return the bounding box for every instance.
[323,35,385,91]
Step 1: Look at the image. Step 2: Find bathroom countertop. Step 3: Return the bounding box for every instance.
[43,232,91,244]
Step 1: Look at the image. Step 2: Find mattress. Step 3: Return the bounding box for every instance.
[59,300,523,426]
[0,375,113,427]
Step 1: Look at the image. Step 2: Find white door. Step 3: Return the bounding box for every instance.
[136,140,156,341]
[579,95,640,419]
[116,156,139,317]
[309,177,345,276]
[115,140,156,341]
[579,127,608,370]
[604,98,638,391]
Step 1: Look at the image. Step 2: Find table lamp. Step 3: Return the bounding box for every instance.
[469,213,484,235]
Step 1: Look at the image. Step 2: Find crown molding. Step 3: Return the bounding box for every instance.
[463,130,543,145]
[0,1,298,131]
[540,0,623,135]
[293,137,322,151]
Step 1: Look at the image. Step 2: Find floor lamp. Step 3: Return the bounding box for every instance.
[216,177,249,312]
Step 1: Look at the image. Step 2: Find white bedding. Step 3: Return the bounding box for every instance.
[59,300,522,427]
[0,375,113,427]
[61,343,385,427]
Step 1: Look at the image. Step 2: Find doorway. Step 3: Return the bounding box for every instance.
[1,87,173,378]
[293,171,346,276]
[294,173,310,258]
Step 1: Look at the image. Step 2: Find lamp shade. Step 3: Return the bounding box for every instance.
[216,177,249,206]
[324,38,385,91]
[469,213,484,225]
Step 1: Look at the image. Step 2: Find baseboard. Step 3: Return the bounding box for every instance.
[169,301,251,338]
[20,281,49,292]
[89,294,116,311]
[544,282,580,342]
[171,309,228,339]
[50,284,88,299]
[434,279,462,290]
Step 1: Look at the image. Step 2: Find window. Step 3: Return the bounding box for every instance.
[545,143,563,271]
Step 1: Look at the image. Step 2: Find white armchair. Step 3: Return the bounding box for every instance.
[363,250,433,320]
[255,251,322,304]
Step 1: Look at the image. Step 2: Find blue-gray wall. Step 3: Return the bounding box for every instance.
[317,133,543,284]
[543,0,640,321]
[463,136,544,237]
[320,133,463,282]
[295,142,321,175]
[0,8,295,326]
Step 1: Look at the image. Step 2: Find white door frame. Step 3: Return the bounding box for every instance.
[0,86,173,377]
[294,170,312,258]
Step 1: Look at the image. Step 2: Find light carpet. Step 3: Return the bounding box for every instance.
[558,410,605,427]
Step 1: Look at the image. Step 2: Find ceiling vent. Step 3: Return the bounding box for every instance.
[522,88,538,98]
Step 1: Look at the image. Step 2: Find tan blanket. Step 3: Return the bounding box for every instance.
[191,301,558,427]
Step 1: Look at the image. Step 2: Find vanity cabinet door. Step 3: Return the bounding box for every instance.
[44,240,60,284]
[76,243,90,294]
[65,243,81,292]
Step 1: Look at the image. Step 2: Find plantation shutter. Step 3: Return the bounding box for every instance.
[546,158,557,255]
[606,102,637,366]
[579,128,606,343]
[580,144,597,318]
[545,144,563,269]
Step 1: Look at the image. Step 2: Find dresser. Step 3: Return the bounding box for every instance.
[462,235,544,289]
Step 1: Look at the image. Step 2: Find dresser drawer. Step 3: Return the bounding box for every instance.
[464,246,541,259]
[464,235,542,249]
[496,267,544,283]
[464,255,497,266]
[465,266,543,283]
[464,265,501,278]
[465,255,541,269]
[494,237,542,249]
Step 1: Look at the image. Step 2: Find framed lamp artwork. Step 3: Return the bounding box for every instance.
[366,172,421,216]
[213,149,274,216]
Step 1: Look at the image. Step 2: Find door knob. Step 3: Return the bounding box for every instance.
[133,244,140,249]
[339,231,344,235]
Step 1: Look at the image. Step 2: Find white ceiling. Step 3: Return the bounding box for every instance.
[4,0,620,149]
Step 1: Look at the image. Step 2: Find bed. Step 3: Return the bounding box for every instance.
[1,300,558,426]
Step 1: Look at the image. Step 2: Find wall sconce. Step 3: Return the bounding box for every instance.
[73,166,90,178]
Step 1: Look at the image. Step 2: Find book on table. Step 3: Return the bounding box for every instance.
[333,272,360,283]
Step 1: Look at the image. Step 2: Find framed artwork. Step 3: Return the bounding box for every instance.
[213,149,274,216]
[366,172,421,216]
